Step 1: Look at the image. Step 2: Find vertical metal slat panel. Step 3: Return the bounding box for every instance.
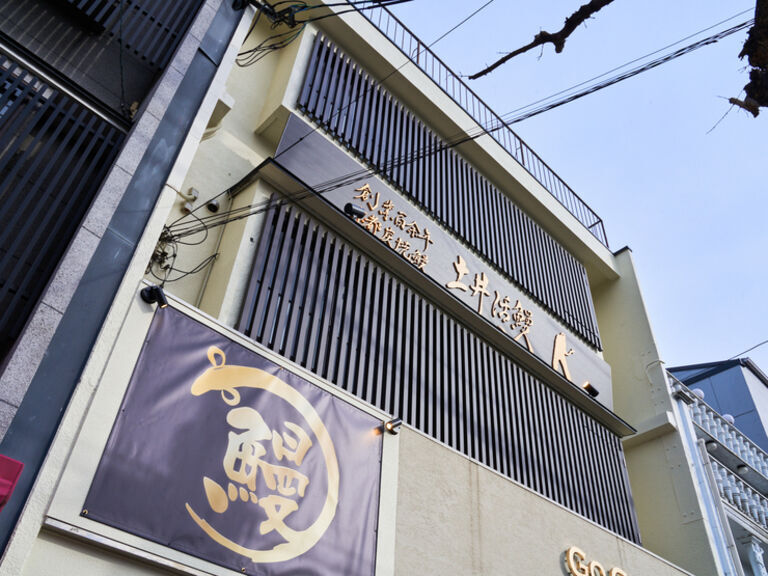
[297,39,602,349]
[0,52,125,362]
[243,199,640,542]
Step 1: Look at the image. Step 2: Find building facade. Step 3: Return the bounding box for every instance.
[0,1,733,575]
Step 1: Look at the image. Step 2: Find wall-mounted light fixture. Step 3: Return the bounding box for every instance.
[343,203,366,220]
[705,440,718,452]
[581,381,599,398]
[737,464,750,476]
[140,285,168,309]
[384,418,402,435]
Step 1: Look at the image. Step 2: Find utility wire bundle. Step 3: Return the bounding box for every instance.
[236,0,413,67]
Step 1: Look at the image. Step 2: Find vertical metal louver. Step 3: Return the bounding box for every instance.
[239,201,640,543]
[0,52,124,363]
[57,0,203,71]
[296,35,602,350]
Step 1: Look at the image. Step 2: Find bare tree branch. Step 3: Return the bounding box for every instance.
[731,0,768,116]
[468,0,616,80]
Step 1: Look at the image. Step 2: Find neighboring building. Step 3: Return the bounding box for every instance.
[671,359,768,453]
[0,2,740,575]
[666,359,768,576]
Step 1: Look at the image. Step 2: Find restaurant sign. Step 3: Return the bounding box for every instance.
[84,307,382,575]
[275,114,611,399]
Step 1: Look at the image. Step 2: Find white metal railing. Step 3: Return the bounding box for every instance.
[688,389,768,478]
[712,460,768,531]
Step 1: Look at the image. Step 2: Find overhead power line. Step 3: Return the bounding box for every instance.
[501,7,755,119]
[429,0,495,49]
[493,18,754,127]
[729,339,768,360]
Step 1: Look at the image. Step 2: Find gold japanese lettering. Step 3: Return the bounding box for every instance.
[379,199,394,221]
[418,227,434,252]
[273,421,313,465]
[357,213,382,235]
[223,407,271,492]
[405,221,421,239]
[258,494,299,537]
[257,460,310,498]
[469,272,491,315]
[381,226,396,246]
[353,184,373,199]
[186,347,341,563]
[446,255,470,291]
[511,299,534,353]
[491,291,512,324]
[407,249,428,270]
[393,237,410,254]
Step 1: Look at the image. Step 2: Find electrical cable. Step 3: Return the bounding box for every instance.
[728,339,768,361]
[490,19,753,127]
[290,0,415,10]
[167,16,753,240]
[235,1,413,67]
[294,0,415,24]
[165,122,489,239]
[498,7,754,119]
[429,0,495,49]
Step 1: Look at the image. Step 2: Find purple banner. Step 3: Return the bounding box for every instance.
[84,307,382,575]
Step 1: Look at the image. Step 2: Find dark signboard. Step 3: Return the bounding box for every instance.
[84,307,383,575]
[274,113,611,400]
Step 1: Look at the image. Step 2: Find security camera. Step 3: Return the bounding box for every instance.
[206,199,220,213]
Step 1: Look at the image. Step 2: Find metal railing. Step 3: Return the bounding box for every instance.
[712,460,768,531]
[356,5,609,247]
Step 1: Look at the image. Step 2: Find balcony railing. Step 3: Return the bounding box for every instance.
[688,388,768,479]
[356,5,609,248]
[712,460,768,531]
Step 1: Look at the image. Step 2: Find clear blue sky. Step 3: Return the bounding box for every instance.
[388,0,768,372]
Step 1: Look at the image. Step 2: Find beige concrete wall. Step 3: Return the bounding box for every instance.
[153,13,299,313]
[23,533,172,576]
[593,248,720,576]
[395,428,693,576]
